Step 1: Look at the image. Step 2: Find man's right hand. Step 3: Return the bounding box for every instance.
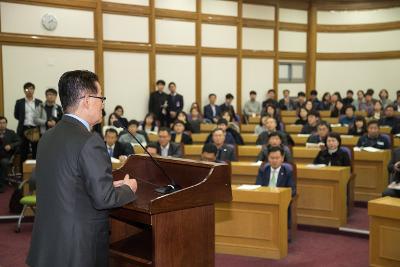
[123,174,138,193]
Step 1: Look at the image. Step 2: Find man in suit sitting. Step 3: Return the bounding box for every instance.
[156,127,182,158]
[383,147,400,198]
[104,128,134,163]
[167,82,184,125]
[200,143,218,162]
[306,121,331,147]
[300,110,320,134]
[220,93,238,122]
[211,128,236,163]
[0,116,21,193]
[357,120,390,149]
[14,82,43,161]
[255,146,296,198]
[203,93,221,123]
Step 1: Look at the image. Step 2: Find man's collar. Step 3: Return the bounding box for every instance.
[65,114,91,131]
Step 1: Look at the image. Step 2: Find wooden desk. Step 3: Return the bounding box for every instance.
[296,164,351,228]
[183,144,202,160]
[248,116,260,124]
[281,110,297,117]
[281,117,297,124]
[242,133,257,145]
[285,124,302,134]
[380,126,392,134]
[340,135,360,148]
[191,133,208,144]
[331,126,348,134]
[353,150,391,201]
[238,145,262,161]
[148,133,158,142]
[369,197,400,267]
[241,124,256,133]
[322,117,339,124]
[215,185,291,259]
[231,162,259,184]
[290,134,309,146]
[319,111,331,117]
[394,137,400,148]
[292,147,319,164]
[200,123,216,132]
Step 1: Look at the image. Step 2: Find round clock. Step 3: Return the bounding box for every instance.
[41,13,58,31]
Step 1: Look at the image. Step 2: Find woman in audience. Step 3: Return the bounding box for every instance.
[330,92,342,111]
[171,120,193,145]
[295,107,308,125]
[222,110,240,133]
[331,99,345,117]
[255,115,268,135]
[102,112,123,136]
[138,113,159,134]
[262,104,282,130]
[353,90,365,111]
[318,92,331,111]
[379,89,391,108]
[114,105,129,128]
[176,111,193,132]
[188,107,203,133]
[313,132,351,167]
[303,100,314,113]
[348,115,367,136]
[370,101,383,120]
[339,105,356,126]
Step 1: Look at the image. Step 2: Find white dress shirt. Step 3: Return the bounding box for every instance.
[24,98,36,126]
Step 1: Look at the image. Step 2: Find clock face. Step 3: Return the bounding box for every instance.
[41,13,58,31]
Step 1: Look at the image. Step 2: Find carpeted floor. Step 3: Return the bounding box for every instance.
[0,185,369,267]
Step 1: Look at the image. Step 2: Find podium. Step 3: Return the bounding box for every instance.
[109,155,232,267]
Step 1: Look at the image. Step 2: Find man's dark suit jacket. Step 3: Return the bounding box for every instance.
[106,141,134,158]
[383,148,400,197]
[255,164,296,197]
[220,103,238,121]
[27,115,135,267]
[167,93,184,113]
[0,129,21,159]
[203,104,221,122]
[148,91,168,119]
[171,133,193,145]
[216,144,236,162]
[14,98,42,135]
[156,142,183,158]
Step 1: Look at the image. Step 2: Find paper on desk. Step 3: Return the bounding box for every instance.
[111,157,121,164]
[388,182,400,190]
[362,147,382,152]
[25,159,36,164]
[237,185,261,190]
[330,124,342,127]
[305,143,320,148]
[252,161,263,166]
[297,134,311,137]
[341,135,353,138]
[395,134,400,138]
[306,164,327,168]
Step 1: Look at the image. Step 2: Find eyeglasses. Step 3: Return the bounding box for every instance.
[80,95,107,103]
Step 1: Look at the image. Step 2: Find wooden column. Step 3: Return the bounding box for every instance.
[273,3,280,98]
[95,0,104,89]
[306,3,317,97]
[149,0,156,92]
[195,0,202,107]
[237,0,243,115]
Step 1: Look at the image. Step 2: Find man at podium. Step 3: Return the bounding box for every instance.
[27,70,138,267]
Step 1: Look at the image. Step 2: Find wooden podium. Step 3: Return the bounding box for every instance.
[109,155,232,267]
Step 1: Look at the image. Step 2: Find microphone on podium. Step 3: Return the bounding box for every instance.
[112,121,181,194]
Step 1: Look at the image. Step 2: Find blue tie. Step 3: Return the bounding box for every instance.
[108,147,113,157]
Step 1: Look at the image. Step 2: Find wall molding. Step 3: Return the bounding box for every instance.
[317,51,400,60]
[317,21,400,33]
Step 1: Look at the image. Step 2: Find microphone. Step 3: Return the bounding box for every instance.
[113,121,181,194]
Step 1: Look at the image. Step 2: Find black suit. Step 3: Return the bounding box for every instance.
[105,141,134,158]
[216,144,236,162]
[220,103,238,121]
[156,142,183,158]
[0,129,21,187]
[167,93,184,123]
[171,133,193,145]
[148,91,168,125]
[27,115,135,267]
[203,104,221,122]
[255,164,296,197]
[383,148,400,198]
[313,148,351,167]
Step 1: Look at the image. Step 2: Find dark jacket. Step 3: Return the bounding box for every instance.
[148,91,168,119]
[216,144,236,162]
[14,98,43,135]
[0,129,21,159]
[256,145,293,163]
[171,133,193,145]
[348,127,366,136]
[105,141,134,158]
[167,93,184,113]
[388,148,400,182]
[256,131,290,146]
[301,124,318,134]
[205,130,238,146]
[313,148,351,167]
[203,104,221,122]
[27,115,135,267]
[156,142,183,158]
[255,164,296,197]
[379,116,399,129]
[307,134,326,144]
[278,98,296,110]
[220,103,238,121]
[356,134,390,149]
[318,101,331,111]
[294,118,307,125]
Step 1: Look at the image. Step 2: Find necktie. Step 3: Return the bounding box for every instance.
[270,169,277,187]
[108,147,113,157]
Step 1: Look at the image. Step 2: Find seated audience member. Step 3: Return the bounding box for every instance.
[353,90,365,111]
[306,121,331,145]
[104,128,133,163]
[262,89,279,109]
[203,93,221,123]
[167,81,184,125]
[356,120,390,149]
[294,92,306,110]
[256,117,290,146]
[0,116,21,193]
[331,100,345,118]
[379,105,398,128]
[294,107,308,125]
[188,107,203,133]
[318,92,331,111]
[309,90,320,110]
[342,90,354,106]
[393,93,400,111]
[189,102,201,113]
[303,100,314,113]
[171,120,193,145]
[138,113,159,134]
[114,105,129,129]
[119,120,147,146]
[156,127,182,158]
[34,88,63,134]
[176,111,193,132]
[370,101,383,120]
[331,91,342,106]
[256,132,293,163]
[361,91,375,116]
[243,90,261,121]
[221,111,240,133]
[255,116,268,135]
[313,132,351,167]
[339,105,356,126]
[278,89,295,111]
[145,142,158,156]
[383,147,400,198]
[379,89,391,108]
[211,128,237,162]
[255,146,296,197]
[102,112,124,136]
[261,104,282,130]
[220,93,238,122]
[300,110,320,134]
[205,119,241,145]
[348,116,367,136]
[200,143,218,162]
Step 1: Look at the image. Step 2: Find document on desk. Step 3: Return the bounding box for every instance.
[362,147,382,152]
[237,185,261,190]
[111,157,121,164]
[306,164,327,168]
[388,182,400,190]
[25,159,36,164]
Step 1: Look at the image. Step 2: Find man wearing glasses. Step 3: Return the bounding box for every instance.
[27,70,138,267]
